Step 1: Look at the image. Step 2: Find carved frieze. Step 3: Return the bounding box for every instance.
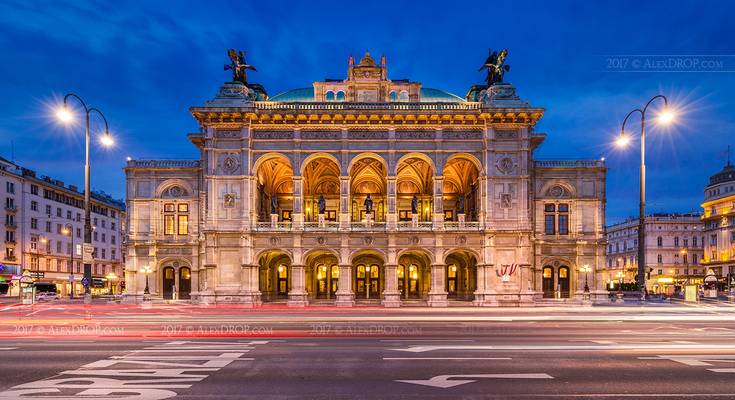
[396,129,434,140]
[252,130,293,140]
[301,130,341,140]
[443,129,483,140]
[214,129,241,138]
[348,130,389,140]
[495,129,519,140]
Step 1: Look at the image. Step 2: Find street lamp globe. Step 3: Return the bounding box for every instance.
[615,134,631,148]
[56,107,73,123]
[657,109,676,125]
[100,134,114,147]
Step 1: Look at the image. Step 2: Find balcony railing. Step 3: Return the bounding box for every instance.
[396,221,434,231]
[303,222,341,231]
[254,222,293,232]
[4,222,17,229]
[350,222,387,231]
[4,205,17,212]
[534,160,605,168]
[126,159,201,169]
[249,221,483,232]
[253,101,484,112]
[444,221,482,231]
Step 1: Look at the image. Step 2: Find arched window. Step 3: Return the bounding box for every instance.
[336,91,345,101]
[398,91,409,102]
[325,91,335,101]
[389,91,397,102]
[657,254,663,263]
[657,236,663,247]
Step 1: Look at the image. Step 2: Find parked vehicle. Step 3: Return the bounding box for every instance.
[33,282,59,301]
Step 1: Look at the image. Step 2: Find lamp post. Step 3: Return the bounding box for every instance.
[141,265,152,295]
[62,224,74,299]
[56,94,114,300]
[580,264,591,293]
[615,95,676,302]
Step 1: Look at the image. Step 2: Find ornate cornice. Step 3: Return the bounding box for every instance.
[190,103,544,127]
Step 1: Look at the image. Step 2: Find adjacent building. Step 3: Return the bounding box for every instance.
[0,156,126,296]
[605,213,704,295]
[124,51,608,306]
[701,160,735,286]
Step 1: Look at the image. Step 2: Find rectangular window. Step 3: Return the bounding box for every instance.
[45,205,51,215]
[30,201,38,211]
[558,204,569,235]
[6,182,14,194]
[164,203,175,212]
[111,235,116,245]
[93,231,98,241]
[56,224,62,234]
[111,222,116,230]
[76,228,81,238]
[102,233,106,243]
[544,215,555,235]
[178,215,188,235]
[56,208,62,217]
[30,184,38,195]
[177,203,189,213]
[67,210,72,220]
[45,221,52,233]
[102,220,106,228]
[31,218,38,229]
[164,215,175,235]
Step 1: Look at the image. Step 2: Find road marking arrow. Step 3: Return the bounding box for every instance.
[396,373,553,388]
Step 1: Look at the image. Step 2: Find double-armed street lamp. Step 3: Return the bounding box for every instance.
[55,94,114,299]
[615,95,677,302]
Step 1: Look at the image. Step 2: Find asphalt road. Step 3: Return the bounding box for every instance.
[2,306,735,399]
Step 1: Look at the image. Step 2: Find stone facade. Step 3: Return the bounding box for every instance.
[701,161,735,285]
[123,52,608,306]
[605,213,704,294]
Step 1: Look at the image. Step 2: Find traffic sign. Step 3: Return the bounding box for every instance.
[81,277,90,287]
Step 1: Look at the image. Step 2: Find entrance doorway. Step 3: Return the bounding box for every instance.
[542,266,554,298]
[276,264,289,297]
[316,264,339,299]
[356,264,380,299]
[446,265,458,298]
[558,266,570,298]
[162,266,175,299]
[398,264,420,299]
[178,267,191,299]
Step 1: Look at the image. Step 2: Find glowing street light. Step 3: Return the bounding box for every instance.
[580,264,591,293]
[99,134,115,147]
[615,95,678,302]
[141,265,153,295]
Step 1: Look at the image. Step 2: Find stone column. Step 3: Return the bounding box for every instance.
[432,176,444,230]
[335,264,355,307]
[427,263,448,307]
[386,176,397,231]
[239,264,262,307]
[287,264,308,307]
[382,263,401,307]
[292,176,303,230]
[339,176,351,230]
[473,263,498,306]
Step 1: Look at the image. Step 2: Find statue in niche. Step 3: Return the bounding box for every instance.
[270,195,278,214]
[478,48,511,87]
[318,195,326,214]
[458,194,465,214]
[411,195,418,214]
[364,194,373,214]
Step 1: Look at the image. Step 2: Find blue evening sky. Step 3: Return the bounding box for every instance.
[0,0,732,223]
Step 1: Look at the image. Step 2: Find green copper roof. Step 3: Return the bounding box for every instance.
[269,87,464,102]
